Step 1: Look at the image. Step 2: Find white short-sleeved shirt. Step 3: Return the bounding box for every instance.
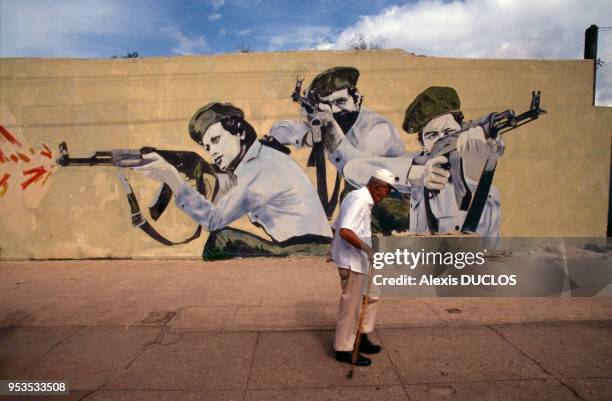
[331,186,374,273]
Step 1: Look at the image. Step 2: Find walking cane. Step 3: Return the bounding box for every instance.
[347,256,375,379]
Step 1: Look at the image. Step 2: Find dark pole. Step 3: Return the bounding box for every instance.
[584,25,598,105]
[608,140,611,237]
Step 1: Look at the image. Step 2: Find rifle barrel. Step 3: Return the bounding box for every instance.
[61,153,115,166]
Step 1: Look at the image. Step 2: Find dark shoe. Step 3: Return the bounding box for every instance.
[359,334,381,354]
[335,351,371,366]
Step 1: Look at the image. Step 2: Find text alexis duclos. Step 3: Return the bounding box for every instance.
[371,249,517,287]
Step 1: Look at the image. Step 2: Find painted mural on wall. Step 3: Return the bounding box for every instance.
[278,68,410,235]
[0,104,58,238]
[54,66,545,259]
[271,68,544,244]
[0,108,55,199]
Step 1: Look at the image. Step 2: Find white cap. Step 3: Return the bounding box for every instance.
[372,168,399,191]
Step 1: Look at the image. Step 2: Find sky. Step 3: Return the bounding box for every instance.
[1,0,611,105]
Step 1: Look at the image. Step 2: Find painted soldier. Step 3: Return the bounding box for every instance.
[130,102,332,259]
[342,87,503,240]
[403,87,503,239]
[270,67,409,234]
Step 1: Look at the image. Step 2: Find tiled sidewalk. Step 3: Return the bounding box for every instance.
[1,258,611,400]
[2,322,611,400]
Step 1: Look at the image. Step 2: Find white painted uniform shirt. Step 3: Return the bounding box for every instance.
[269,107,406,175]
[331,186,374,274]
[409,175,501,239]
[328,107,406,173]
[175,140,332,242]
[408,120,501,240]
[342,155,501,240]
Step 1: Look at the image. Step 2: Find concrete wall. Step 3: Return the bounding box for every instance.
[0,50,610,259]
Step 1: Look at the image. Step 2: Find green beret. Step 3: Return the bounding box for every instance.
[402,87,460,134]
[309,67,359,98]
[189,102,244,144]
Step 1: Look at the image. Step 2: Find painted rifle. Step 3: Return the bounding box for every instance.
[291,76,341,218]
[56,141,220,245]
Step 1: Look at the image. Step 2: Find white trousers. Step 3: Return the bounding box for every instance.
[334,267,380,352]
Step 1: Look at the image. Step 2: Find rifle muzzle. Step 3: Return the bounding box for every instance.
[56,142,70,167]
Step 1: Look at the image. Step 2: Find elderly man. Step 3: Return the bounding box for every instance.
[270,66,409,233]
[342,87,503,239]
[331,168,398,366]
[130,102,332,259]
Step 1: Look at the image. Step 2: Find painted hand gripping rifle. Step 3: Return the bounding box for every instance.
[415,91,547,234]
[56,142,220,245]
[291,76,341,218]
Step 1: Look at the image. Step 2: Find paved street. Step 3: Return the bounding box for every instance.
[1,257,611,400]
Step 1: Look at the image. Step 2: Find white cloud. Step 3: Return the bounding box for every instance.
[318,0,612,106]
[165,27,210,55]
[261,26,335,51]
[208,13,222,21]
[0,0,156,58]
[223,0,262,8]
[209,0,225,9]
[206,0,224,21]
[234,29,253,37]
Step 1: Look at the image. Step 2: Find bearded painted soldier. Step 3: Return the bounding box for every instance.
[270,67,410,234]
